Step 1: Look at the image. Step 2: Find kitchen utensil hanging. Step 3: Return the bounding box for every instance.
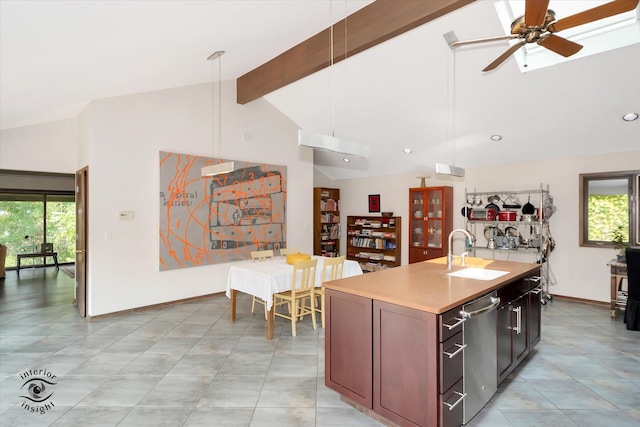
[502,194,521,209]
[484,225,503,240]
[522,195,535,215]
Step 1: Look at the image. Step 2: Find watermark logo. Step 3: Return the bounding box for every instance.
[18,369,57,414]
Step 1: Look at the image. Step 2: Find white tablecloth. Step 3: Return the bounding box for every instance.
[226,256,363,310]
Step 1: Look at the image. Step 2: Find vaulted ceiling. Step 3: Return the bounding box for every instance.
[1,1,638,180]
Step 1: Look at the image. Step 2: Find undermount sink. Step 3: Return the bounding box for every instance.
[447,267,509,281]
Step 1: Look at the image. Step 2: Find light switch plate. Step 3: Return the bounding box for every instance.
[119,211,134,220]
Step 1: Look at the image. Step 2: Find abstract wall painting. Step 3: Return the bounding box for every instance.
[159,151,287,271]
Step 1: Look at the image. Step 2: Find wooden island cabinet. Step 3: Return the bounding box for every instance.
[325,257,541,427]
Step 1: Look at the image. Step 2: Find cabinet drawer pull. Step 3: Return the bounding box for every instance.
[443,392,466,411]
[526,276,542,283]
[530,286,543,295]
[509,306,522,334]
[443,317,466,330]
[443,343,466,359]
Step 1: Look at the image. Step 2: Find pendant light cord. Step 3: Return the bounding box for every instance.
[330,0,335,138]
[329,0,349,139]
[211,55,218,157]
[452,49,457,167]
[210,52,224,161]
[447,48,457,167]
[218,55,222,160]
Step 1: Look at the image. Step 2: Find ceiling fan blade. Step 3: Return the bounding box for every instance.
[524,0,550,26]
[450,34,519,48]
[551,0,639,32]
[482,41,526,72]
[538,34,583,57]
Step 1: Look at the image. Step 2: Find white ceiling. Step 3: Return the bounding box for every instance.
[2,1,639,180]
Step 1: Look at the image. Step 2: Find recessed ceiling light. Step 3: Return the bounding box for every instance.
[403,148,412,154]
[490,135,502,141]
[343,158,350,163]
[622,113,638,122]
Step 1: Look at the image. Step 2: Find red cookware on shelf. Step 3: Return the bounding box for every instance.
[497,210,517,221]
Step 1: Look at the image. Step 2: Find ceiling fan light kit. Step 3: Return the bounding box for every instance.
[447,0,639,72]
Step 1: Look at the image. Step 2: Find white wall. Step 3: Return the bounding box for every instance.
[0,118,77,173]
[1,81,313,316]
[319,149,640,304]
[77,105,91,169]
[82,81,313,316]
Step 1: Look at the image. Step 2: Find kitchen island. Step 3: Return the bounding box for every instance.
[324,257,542,427]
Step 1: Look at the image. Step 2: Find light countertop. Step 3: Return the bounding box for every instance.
[323,257,540,314]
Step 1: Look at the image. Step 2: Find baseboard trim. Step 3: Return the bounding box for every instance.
[87,292,226,321]
[549,294,608,307]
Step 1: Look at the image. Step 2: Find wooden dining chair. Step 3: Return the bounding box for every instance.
[250,249,274,319]
[279,247,300,258]
[274,258,318,336]
[319,256,345,328]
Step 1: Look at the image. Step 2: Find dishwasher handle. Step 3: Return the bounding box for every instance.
[461,297,500,318]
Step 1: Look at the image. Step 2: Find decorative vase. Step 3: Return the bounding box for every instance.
[416,176,429,187]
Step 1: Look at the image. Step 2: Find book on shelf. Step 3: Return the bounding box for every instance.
[329,224,340,239]
[360,262,391,272]
[321,213,339,223]
[353,218,382,228]
[349,237,395,249]
[320,198,339,211]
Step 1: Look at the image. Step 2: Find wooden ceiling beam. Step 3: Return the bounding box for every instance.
[236,0,475,104]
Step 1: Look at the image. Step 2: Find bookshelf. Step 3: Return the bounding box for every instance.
[346,215,402,272]
[313,187,340,257]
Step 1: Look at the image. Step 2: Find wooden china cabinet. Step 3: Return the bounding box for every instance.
[408,186,453,264]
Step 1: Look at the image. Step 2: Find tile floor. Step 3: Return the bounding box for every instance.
[0,267,639,426]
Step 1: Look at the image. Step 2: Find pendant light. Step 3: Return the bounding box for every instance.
[437,31,465,178]
[201,50,235,177]
[297,1,370,160]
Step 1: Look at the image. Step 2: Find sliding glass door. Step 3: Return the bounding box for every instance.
[0,193,75,268]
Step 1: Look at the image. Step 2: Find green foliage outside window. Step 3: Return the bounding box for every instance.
[0,200,75,267]
[587,195,629,242]
[46,201,76,263]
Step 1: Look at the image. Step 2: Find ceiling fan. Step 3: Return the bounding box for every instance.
[450,0,639,71]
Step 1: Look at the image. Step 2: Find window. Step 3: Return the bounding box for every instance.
[579,170,639,248]
[0,193,76,268]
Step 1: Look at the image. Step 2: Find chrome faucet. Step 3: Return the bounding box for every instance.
[447,229,474,269]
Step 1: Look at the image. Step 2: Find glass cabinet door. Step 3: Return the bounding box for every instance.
[427,188,443,219]
[410,189,426,248]
[409,186,453,264]
[428,219,442,248]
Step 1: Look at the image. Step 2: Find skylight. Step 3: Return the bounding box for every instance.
[495,0,640,72]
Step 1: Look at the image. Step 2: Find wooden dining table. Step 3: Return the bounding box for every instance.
[226,256,363,339]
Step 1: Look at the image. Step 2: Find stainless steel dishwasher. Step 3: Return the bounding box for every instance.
[462,291,500,425]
